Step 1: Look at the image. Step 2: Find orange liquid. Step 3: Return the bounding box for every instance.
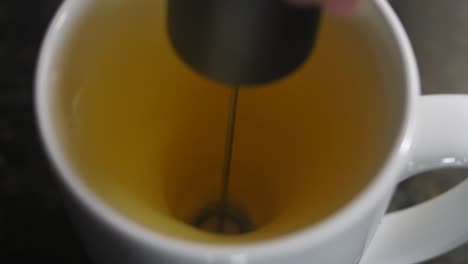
[54,1,387,243]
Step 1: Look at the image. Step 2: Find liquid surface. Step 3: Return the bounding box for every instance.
[55,1,388,243]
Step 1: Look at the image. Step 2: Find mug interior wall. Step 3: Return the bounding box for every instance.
[356,4,409,157]
[44,1,406,245]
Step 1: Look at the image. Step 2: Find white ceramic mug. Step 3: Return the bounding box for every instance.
[36,0,468,263]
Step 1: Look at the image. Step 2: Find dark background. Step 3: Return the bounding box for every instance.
[0,1,90,263]
[0,1,466,263]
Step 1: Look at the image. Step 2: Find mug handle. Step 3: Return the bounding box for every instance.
[361,95,468,264]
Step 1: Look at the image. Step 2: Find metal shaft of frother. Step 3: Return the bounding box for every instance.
[170,1,322,234]
[218,86,239,232]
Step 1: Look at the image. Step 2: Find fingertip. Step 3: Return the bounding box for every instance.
[324,0,359,16]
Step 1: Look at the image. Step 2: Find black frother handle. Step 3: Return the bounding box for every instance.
[168,0,322,86]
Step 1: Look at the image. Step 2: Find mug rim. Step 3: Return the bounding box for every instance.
[35,0,419,260]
